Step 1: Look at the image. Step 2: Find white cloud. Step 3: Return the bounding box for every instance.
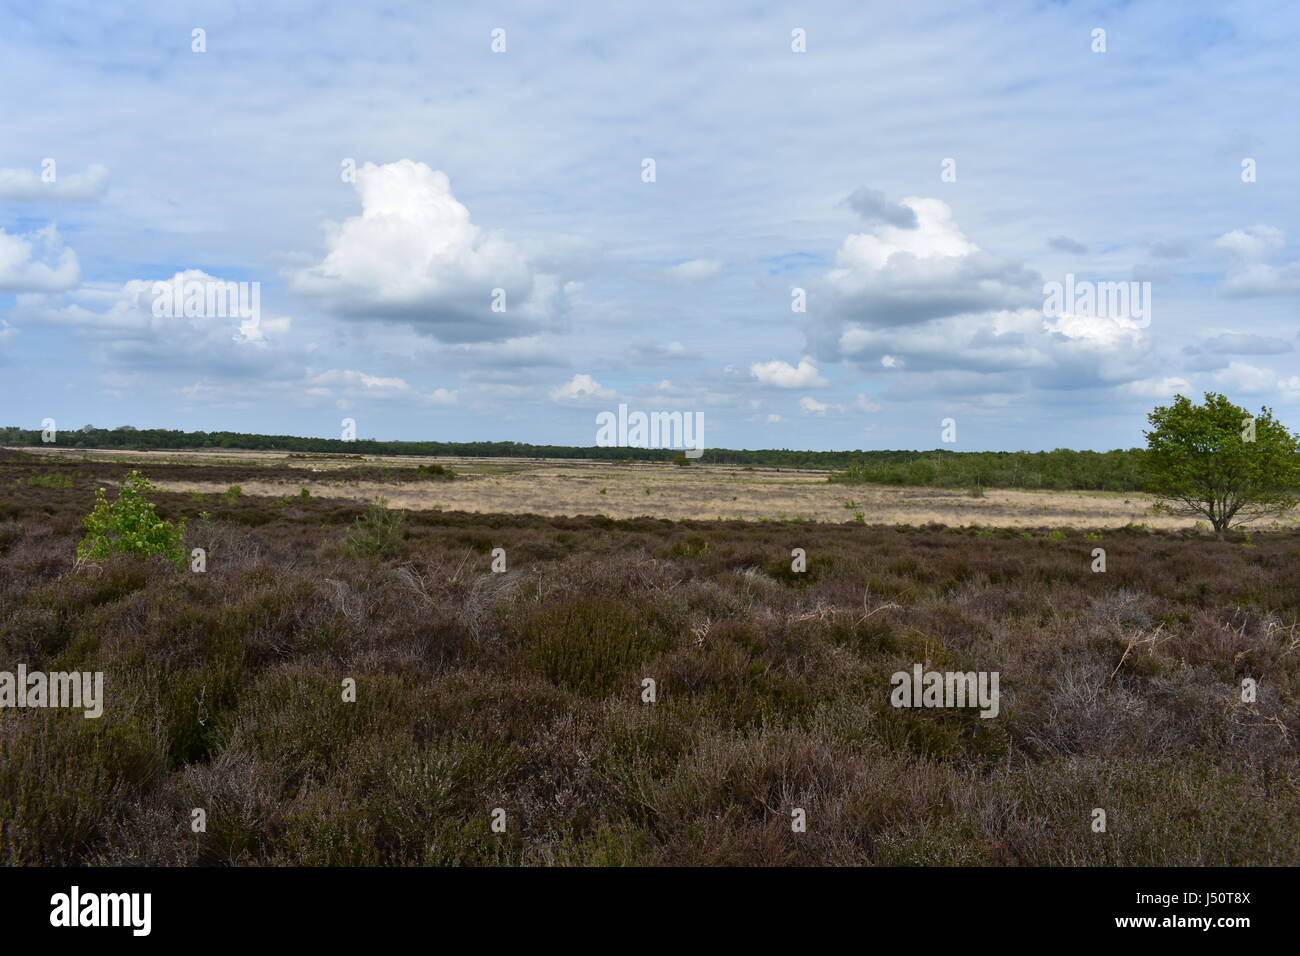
[0,164,109,201]
[1214,225,1284,261]
[799,396,832,414]
[0,225,79,291]
[1212,361,1279,394]
[820,197,1038,328]
[855,393,881,412]
[664,259,723,283]
[308,369,456,404]
[1214,226,1300,296]
[291,160,570,342]
[750,356,828,388]
[1118,376,1191,398]
[550,373,616,402]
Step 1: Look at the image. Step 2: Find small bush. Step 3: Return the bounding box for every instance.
[76,471,187,569]
[343,498,406,558]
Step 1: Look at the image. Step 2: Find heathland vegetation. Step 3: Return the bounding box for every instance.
[0,447,1296,865]
[1,424,1149,485]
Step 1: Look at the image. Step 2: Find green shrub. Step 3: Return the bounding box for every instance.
[224,485,243,504]
[343,497,406,558]
[76,471,187,569]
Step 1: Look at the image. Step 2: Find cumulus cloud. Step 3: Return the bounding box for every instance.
[1212,361,1281,394]
[9,270,292,373]
[798,396,833,414]
[750,356,828,388]
[819,197,1039,332]
[290,160,572,342]
[550,373,616,402]
[664,259,723,282]
[0,225,79,291]
[800,198,1169,399]
[0,164,109,202]
[1214,226,1300,296]
[840,188,918,228]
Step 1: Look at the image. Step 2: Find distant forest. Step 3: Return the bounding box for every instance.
[0,426,1149,491]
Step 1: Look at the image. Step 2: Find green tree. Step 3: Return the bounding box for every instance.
[1143,392,1300,538]
[77,470,188,568]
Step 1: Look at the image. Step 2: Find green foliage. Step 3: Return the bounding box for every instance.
[224,485,243,504]
[76,470,187,569]
[343,497,406,558]
[672,454,691,466]
[830,448,1147,492]
[1143,392,1300,538]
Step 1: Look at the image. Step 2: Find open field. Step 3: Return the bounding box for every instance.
[14,445,1299,530]
[1,447,1298,865]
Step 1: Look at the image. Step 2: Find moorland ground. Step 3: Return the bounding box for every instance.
[17,445,1300,530]
[1,447,1297,865]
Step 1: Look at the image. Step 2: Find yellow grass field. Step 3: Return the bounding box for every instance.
[18,445,1299,530]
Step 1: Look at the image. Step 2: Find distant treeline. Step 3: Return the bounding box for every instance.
[0,426,1147,490]
[829,448,1148,492]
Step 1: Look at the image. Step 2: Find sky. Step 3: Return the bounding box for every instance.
[1,0,1297,452]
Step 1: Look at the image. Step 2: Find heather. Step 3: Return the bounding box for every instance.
[1,452,1296,865]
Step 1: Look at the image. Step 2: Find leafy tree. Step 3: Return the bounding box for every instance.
[1143,392,1300,538]
[77,470,188,568]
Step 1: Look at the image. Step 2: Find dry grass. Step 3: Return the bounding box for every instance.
[20,446,1287,529]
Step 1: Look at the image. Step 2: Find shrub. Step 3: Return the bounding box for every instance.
[343,497,406,558]
[523,597,672,696]
[224,485,243,504]
[76,471,187,569]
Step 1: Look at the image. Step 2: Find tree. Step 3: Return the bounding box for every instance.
[1143,392,1300,538]
[77,470,188,568]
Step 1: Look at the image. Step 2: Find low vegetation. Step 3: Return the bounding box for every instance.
[0,452,1295,865]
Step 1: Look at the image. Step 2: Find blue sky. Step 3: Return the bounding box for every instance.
[1,0,1297,451]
